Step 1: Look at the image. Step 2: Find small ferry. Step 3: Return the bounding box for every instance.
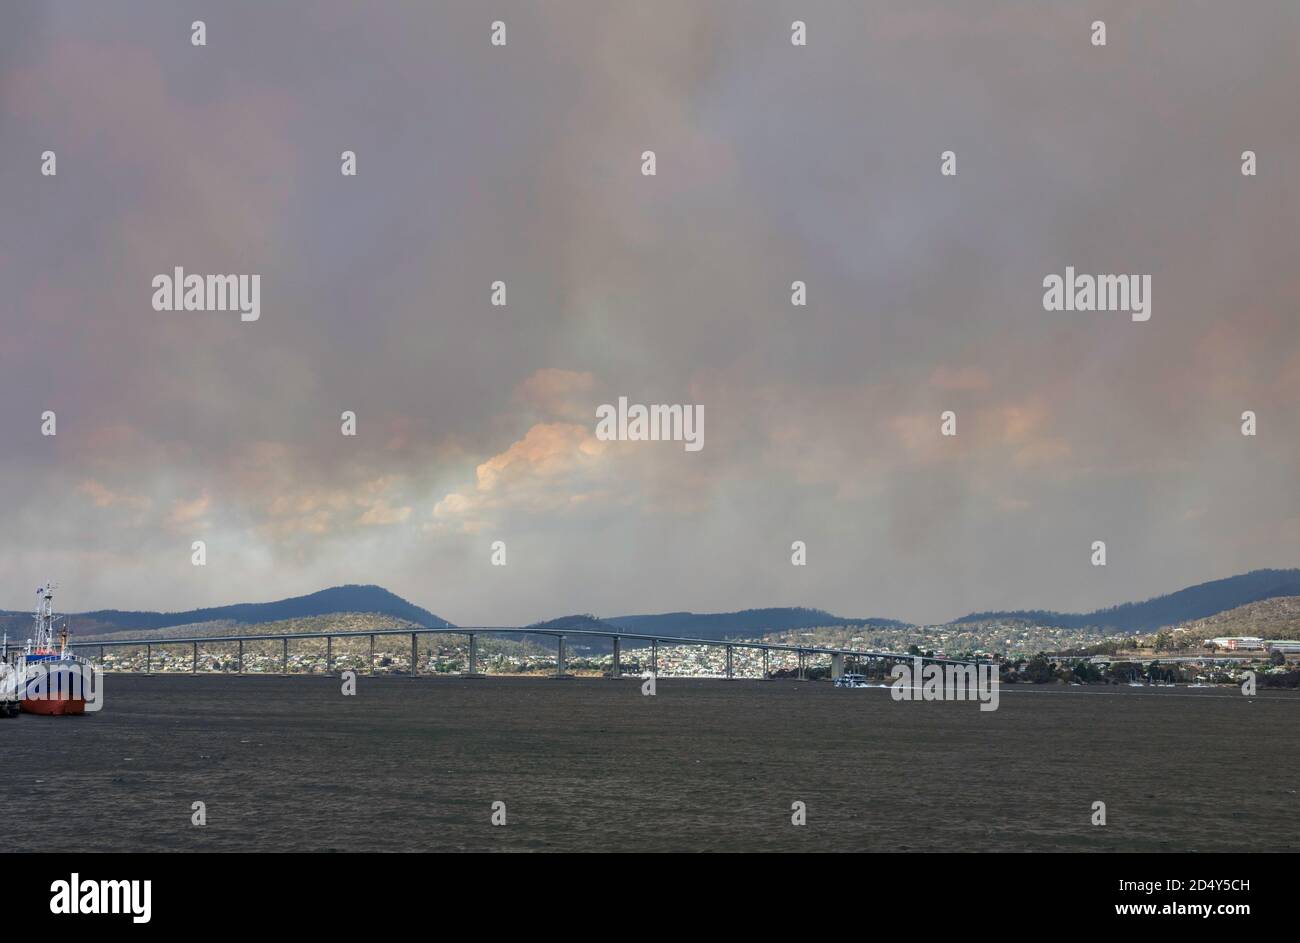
[834,673,870,688]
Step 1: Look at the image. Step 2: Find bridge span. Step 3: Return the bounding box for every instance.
[68,626,989,680]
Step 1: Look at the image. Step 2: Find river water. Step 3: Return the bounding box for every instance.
[7,675,1297,852]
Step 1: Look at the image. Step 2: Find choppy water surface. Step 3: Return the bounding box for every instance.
[7,675,1298,852]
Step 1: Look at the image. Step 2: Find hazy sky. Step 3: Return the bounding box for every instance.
[3,1,1299,624]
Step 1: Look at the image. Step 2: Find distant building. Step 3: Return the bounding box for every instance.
[1206,636,1266,651]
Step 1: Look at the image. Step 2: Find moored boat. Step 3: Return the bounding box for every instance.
[0,649,18,718]
[19,583,93,716]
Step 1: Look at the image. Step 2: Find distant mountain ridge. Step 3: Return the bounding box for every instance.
[605,607,906,640]
[953,568,1300,633]
[4,569,1297,641]
[512,613,625,651]
[0,584,452,634]
[526,614,620,632]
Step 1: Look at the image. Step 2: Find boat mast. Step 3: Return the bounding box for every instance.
[33,582,57,653]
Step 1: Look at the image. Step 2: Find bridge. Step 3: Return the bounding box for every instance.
[1041,651,1263,665]
[67,626,989,680]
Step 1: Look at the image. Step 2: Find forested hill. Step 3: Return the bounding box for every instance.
[605,607,906,640]
[2,584,453,633]
[953,569,1300,633]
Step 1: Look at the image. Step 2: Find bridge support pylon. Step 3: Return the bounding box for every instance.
[462,632,484,678]
[552,635,573,679]
[831,652,845,680]
[612,637,621,678]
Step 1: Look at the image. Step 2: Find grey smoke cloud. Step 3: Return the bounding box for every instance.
[1,1,1298,624]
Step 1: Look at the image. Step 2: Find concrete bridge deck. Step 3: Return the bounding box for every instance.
[68,626,989,680]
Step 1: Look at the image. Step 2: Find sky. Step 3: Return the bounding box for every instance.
[2,1,1299,625]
